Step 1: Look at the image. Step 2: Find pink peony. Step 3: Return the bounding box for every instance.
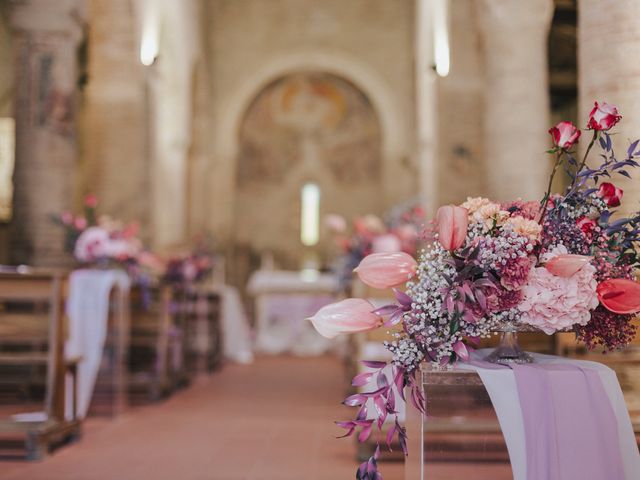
[518,246,599,334]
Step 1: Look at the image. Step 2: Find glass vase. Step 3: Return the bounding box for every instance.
[484,323,533,365]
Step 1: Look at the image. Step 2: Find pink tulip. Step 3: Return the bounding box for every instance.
[587,102,621,131]
[549,121,581,149]
[545,254,592,278]
[597,279,640,314]
[372,234,402,253]
[436,205,468,251]
[307,298,382,338]
[354,252,417,289]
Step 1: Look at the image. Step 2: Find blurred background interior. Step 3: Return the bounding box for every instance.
[0,0,637,479]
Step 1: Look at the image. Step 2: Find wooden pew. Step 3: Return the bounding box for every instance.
[182,285,222,373]
[0,270,80,460]
[128,284,181,401]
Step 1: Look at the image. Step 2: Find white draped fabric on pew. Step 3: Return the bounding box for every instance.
[247,270,339,355]
[211,284,254,364]
[65,269,130,419]
[458,350,640,480]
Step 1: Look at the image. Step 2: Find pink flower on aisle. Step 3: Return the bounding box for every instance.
[436,205,468,251]
[74,226,110,262]
[372,234,402,253]
[545,254,592,278]
[307,298,383,338]
[84,194,98,208]
[597,278,640,314]
[587,102,621,131]
[549,121,581,149]
[324,214,347,233]
[354,252,417,289]
[61,212,73,225]
[519,246,599,334]
[598,182,623,207]
[74,216,88,231]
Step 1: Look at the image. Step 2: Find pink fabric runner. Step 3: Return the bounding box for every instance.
[511,362,625,480]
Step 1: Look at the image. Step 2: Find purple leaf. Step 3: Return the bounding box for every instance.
[352,372,375,387]
[386,388,396,412]
[374,395,386,418]
[376,372,389,389]
[386,423,397,449]
[358,423,373,442]
[361,360,387,369]
[343,394,365,407]
[372,305,400,316]
[393,288,413,308]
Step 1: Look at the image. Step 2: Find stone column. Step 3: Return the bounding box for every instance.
[9,0,85,265]
[579,0,640,217]
[84,0,149,239]
[478,0,554,202]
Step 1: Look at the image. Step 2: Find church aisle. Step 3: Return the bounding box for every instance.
[0,356,402,480]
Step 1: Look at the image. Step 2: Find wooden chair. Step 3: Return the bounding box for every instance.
[0,270,81,460]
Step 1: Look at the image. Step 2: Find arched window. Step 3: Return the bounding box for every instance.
[300,182,320,247]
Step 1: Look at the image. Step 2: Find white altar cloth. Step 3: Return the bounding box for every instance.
[458,350,640,480]
[65,269,130,418]
[247,270,339,355]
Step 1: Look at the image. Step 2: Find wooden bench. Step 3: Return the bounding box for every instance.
[128,284,182,401]
[0,270,81,460]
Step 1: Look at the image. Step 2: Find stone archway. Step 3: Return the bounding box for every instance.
[232,71,383,273]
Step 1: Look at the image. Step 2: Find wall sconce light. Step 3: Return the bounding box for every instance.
[140,1,160,66]
[433,0,450,77]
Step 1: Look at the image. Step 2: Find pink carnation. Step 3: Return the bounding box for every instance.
[518,246,599,334]
[500,256,532,291]
[501,200,540,221]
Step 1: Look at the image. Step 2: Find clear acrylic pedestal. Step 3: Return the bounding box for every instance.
[404,366,513,480]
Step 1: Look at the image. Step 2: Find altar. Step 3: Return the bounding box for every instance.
[247,270,339,355]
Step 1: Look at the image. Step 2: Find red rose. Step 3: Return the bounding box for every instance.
[549,121,581,149]
[576,216,596,236]
[598,182,623,207]
[587,102,621,131]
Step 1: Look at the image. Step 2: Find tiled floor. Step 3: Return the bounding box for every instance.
[0,355,515,480]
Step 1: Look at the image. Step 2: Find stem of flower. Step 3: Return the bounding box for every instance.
[571,129,599,188]
[538,150,564,226]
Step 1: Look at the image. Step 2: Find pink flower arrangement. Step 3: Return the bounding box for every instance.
[309,102,640,479]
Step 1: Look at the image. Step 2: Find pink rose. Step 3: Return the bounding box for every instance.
[549,121,581,149]
[598,182,623,207]
[587,102,621,131]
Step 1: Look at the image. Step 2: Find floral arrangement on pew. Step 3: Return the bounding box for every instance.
[307,102,640,479]
[325,203,425,288]
[53,194,142,267]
